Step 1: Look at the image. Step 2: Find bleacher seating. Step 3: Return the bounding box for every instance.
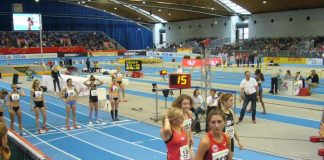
[0,31,125,51]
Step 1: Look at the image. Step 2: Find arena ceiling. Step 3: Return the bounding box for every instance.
[59,0,324,23]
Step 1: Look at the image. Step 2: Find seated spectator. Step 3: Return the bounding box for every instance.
[306,70,319,92]
[190,89,204,121]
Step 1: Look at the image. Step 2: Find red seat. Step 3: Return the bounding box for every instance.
[299,88,310,96]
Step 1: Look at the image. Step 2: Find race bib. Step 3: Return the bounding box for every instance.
[183,119,192,133]
[212,149,229,160]
[117,73,123,78]
[35,91,42,98]
[180,145,190,160]
[225,126,235,139]
[68,91,75,97]
[112,86,118,92]
[91,90,98,96]
[11,94,19,101]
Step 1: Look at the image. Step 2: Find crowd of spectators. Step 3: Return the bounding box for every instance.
[0,31,123,50]
[156,36,324,55]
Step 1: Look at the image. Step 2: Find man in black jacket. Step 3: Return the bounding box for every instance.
[51,67,63,92]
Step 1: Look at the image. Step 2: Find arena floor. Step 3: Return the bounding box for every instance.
[1,58,323,160]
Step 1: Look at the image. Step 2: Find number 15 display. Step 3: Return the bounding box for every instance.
[169,74,191,89]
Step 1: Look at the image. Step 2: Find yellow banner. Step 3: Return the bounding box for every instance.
[264,57,306,64]
[177,48,192,53]
[90,51,118,56]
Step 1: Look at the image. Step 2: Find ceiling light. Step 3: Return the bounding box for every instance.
[35,0,39,2]
[142,1,146,4]
[158,9,162,12]
[138,17,141,20]
[88,0,90,2]
[211,7,214,10]
[77,2,80,4]
[104,10,106,11]
[81,1,85,4]
[214,21,218,24]
[114,7,117,10]
[263,1,267,4]
[168,13,171,16]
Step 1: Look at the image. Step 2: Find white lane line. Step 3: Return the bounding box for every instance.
[35,100,166,155]
[33,121,139,146]
[18,104,134,160]
[1,84,133,160]
[4,84,164,156]
[4,117,81,160]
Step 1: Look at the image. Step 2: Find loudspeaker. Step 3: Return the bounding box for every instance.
[13,73,19,84]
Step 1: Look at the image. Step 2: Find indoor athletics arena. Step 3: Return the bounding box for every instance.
[0,0,324,160]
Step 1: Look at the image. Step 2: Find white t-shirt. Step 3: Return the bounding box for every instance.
[193,95,203,109]
[206,95,218,106]
[176,67,183,73]
[240,78,258,95]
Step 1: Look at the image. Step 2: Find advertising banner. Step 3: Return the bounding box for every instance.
[264,57,306,64]
[182,58,222,67]
[177,48,192,53]
[306,58,323,65]
[90,51,118,56]
[0,53,57,60]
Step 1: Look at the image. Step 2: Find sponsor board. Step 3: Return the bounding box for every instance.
[57,52,86,57]
[0,53,57,60]
[182,58,222,67]
[146,51,201,57]
[264,57,306,64]
[306,58,323,65]
[177,48,192,53]
[90,51,118,56]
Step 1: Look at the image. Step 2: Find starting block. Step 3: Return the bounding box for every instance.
[318,148,324,156]
[310,136,323,143]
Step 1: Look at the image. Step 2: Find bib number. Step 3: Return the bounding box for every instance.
[183,119,192,133]
[225,126,234,139]
[212,149,229,160]
[180,145,190,160]
[35,91,42,98]
[11,94,19,101]
[68,91,75,97]
[91,90,98,96]
[112,86,118,92]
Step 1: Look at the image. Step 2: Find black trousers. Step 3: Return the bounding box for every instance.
[239,92,257,121]
[270,77,278,94]
[53,79,61,92]
[205,106,217,132]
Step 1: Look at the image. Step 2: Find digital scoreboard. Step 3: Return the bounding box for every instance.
[169,73,191,89]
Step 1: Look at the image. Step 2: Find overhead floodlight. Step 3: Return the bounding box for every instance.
[263,1,267,4]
